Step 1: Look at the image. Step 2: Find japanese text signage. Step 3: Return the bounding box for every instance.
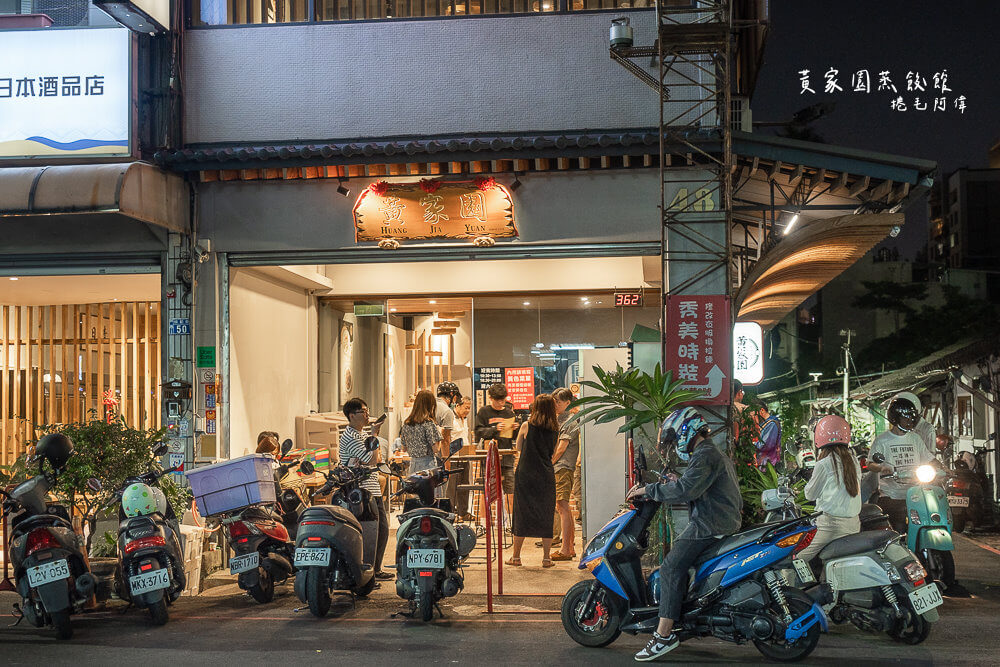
[0,28,130,159]
[503,367,536,410]
[665,295,730,404]
[354,180,517,242]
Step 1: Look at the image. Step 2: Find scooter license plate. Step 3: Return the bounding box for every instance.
[406,548,445,569]
[294,547,331,567]
[791,557,815,584]
[230,551,260,575]
[948,495,970,507]
[129,568,171,596]
[908,583,943,614]
[26,559,70,587]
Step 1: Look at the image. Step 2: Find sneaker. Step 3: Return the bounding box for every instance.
[634,631,679,661]
[374,571,395,581]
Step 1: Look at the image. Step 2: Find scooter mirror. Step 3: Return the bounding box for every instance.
[281,438,293,456]
[299,460,315,475]
[86,477,103,492]
[152,441,169,457]
[871,452,885,464]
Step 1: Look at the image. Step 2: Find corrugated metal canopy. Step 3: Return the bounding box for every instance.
[0,161,188,233]
[735,212,902,328]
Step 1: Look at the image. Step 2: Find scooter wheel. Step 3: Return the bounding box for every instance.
[51,610,73,640]
[419,593,435,622]
[306,568,331,618]
[149,598,169,626]
[752,587,821,662]
[888,605,931,644]
[248,568,275,604]
[560,581,623,648]
[922,549,955,587]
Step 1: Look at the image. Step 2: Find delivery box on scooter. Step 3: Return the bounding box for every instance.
[186,454,277,516]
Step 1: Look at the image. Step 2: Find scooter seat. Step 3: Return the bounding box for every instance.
[299,505,363,533]
[818,530,897,561]
[400,507,454,522]
[694,524,774,566]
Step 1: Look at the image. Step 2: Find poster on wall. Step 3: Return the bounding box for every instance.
[504,367,536,410]
[0,28,131,159]
[340,321,354,398]
[664,295,731,405]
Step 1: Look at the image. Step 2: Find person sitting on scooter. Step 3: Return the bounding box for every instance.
[795,415,861,567]
[867,397,937,534]
[626,407,742,662]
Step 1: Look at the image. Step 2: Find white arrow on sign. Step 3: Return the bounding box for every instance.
[685,365,726,399]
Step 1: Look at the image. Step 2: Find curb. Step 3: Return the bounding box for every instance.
[956,532,1000,557]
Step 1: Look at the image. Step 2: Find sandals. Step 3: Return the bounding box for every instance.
[506,557,522,567]
[549,551,576,561]
[542,558,555,568]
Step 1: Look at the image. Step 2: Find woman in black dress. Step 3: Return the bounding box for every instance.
[507,394,559,568]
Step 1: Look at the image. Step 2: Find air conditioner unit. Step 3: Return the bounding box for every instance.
[731,96,752,133]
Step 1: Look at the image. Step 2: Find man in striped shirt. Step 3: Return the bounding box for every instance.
[340,397,392,580]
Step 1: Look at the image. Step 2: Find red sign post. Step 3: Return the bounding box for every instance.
[664,295,731,404]
[484,441,504,611]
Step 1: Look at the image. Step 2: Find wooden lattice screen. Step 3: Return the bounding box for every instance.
[1,302,162,466]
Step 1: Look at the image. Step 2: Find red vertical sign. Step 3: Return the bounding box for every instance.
[504,367,535,409]
[665,295,731,405]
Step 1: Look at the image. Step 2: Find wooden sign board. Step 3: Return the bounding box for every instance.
[354,180,517,242]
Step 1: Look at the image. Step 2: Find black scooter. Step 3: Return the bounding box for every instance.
[106,442,185,625]
[293,458,379,616]
[1,453,98,639]
[948,434,996,532]
[385,440,478,621]
[221,439,305,603]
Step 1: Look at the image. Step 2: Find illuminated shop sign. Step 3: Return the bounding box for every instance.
[0,28,130,160]
[353,178,517,244]
[733,321,764,385]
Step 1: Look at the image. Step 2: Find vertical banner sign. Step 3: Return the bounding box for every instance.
[665,296,731,404]
[503,367,536,410]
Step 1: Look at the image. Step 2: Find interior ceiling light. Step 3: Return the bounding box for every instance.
[550,343,595,350]
[390,308,397,312]
[337,178,351,197]
[429,300,437,304]
[9,277,18,280]
[580,296,589,301]
[783,213,800,236]
[523,301,531,306]
[534,342,544,348]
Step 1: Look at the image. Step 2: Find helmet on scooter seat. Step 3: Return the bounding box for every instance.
[813,415,851,448]
[887,397,919,432]
[34,433,74,471]
[436,381,460,401]
[122,483,159,517]
[658,407,708,462]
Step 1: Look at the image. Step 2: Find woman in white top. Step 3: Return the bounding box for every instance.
[796,415,862,564]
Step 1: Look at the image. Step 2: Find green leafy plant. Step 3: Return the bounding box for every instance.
[90,530,119,559]
[739,463,814,522]
[29,412,190,551]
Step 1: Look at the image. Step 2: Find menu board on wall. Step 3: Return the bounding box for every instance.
[504,367,536,410]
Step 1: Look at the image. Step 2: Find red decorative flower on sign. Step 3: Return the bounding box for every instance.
[419,178,443,193]
[103,390,119,423]
[368,181,390,196]
[474,176,497,191]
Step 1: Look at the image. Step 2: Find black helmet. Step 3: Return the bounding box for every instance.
[35,433,74,470]
[887,398,919,432]
[437,381,460,400]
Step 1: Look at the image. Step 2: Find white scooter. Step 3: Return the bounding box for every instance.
[762,485,942,644]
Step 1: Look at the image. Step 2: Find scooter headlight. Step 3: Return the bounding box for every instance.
[915,465,936,484]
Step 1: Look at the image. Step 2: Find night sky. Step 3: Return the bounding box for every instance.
[750,1,1000,258]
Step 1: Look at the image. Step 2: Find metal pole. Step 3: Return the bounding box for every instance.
[842,329,852,415]
[219,253,231,459]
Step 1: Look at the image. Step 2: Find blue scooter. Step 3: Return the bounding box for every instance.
[562,451,828,662]
[871,453,955,585]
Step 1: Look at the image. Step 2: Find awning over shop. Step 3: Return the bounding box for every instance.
[0,161,188,233]
[734,212,902,328]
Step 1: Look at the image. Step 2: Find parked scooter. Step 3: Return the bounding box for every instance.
[219,439,305,603]
[948,433,996,532]
[106,442,185,625]
[871,453,956,586]
[385,440,478,621]
[0,434,98,639]
[293,458,379,616]
[562,450,828,662]
[762,484,941,644]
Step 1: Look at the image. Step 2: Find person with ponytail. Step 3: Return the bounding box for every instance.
[796,415,862,565]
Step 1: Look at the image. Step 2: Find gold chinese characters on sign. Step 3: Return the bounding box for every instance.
[353,179,517,242]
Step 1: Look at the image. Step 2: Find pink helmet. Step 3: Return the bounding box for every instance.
[813,415,851,448]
